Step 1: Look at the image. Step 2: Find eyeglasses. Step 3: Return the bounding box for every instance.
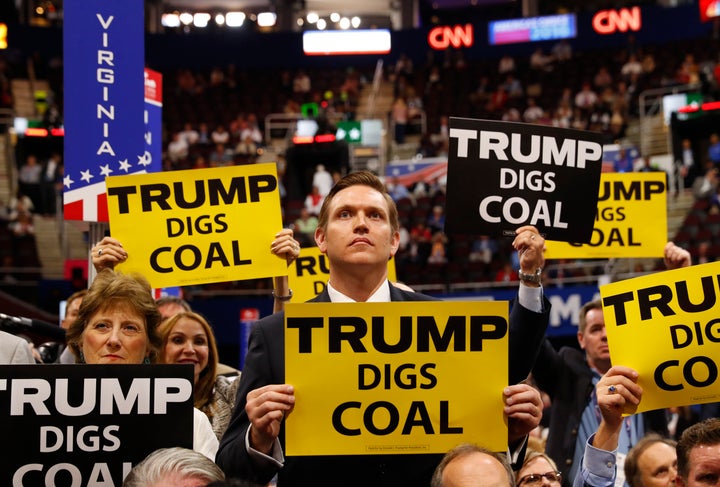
[518,471,562,486]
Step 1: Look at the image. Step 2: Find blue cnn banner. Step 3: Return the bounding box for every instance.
[63,0,146,222]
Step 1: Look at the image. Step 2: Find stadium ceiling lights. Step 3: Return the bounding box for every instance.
[162,8,364,31]
[161,10,247,28]
[304,12,364,30]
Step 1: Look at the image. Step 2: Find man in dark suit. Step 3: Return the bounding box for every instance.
[216,171,550,486]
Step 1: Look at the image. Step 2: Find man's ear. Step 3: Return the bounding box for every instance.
[389,230,400,258]
[315,226,327,253]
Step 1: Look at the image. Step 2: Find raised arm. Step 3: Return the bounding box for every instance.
[512,225,545,289]
[573,366,642,487]
[270,228,300,313]
[663,241,691,270]
[508,225,550,383]
[91,236,128,272]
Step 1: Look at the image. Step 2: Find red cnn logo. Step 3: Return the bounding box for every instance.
[428,24,474,50]
[592,7,642,34]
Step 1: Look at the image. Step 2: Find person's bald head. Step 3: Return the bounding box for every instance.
[432,444,514,487]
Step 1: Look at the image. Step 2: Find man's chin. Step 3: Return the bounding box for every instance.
[348,254,385,266]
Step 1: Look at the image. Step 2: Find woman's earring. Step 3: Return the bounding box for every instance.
[143,356,151,365]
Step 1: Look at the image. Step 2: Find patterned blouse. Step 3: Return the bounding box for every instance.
[207,374,241,440]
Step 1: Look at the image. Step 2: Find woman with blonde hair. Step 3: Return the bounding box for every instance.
[158,311,238,439]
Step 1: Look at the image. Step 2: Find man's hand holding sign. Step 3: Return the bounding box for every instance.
[600,260,720,414]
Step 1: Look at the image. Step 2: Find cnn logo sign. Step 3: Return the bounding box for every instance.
[592,7,642,34]
[428,24,474,50]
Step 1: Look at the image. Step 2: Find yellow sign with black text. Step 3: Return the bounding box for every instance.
[105,164,287,288]
[601,261,720,414]
[284,301,509,455]
[545,172,666,259]
[288,247,398,303]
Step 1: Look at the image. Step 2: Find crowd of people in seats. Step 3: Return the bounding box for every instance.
[393,36,720,160]
[161,65,369,171]
[0,147,63,283]
[0,189,40,282]
[671,131,720,264]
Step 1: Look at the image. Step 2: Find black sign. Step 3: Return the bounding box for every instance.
[444,118,605,242]
[0,364,193,486]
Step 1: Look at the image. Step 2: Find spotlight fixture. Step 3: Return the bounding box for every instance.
[226,11,245,27]
[161,13,181,27]
[257,11,276,27]
[179,12,193,25]
[193,13,211,28]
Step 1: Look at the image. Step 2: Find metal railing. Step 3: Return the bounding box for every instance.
[0,109,16,201]
[365,59,384,119]
[388,111,427,145]
[638,82,700,156]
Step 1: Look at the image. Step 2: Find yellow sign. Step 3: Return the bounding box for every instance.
[288,247,397,303]
[545,172,666,259]
[106,164,287,288]
[284,301,509,455]
[601,261,720,414]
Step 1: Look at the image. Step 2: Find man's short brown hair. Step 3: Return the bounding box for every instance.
[316,170,399,235]
[677,417,720,481]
